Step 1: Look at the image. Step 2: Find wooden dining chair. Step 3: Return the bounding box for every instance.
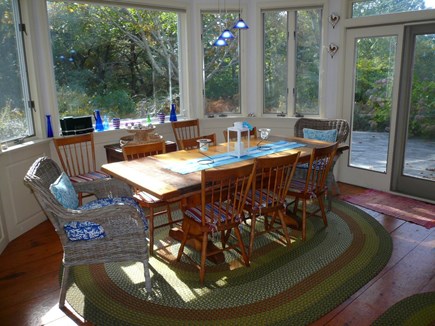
[286,142,339,241]
[244,152,301,258]
[294,118,350,210]
[176,162,256,284]
[122,141,182,256]
[180,133,217,150]
[171,119,200,150]
[53,132,110,205]
[122,141,166,160]
[223,126,258,142]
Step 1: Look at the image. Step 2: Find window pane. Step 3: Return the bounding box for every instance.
[263,8,321,116]
[350,36,397,172]
[263,11,288,114]
[0,0,33,142]
[47,2,180,121]
[403,33,435,179]
[352,0,434,18]
[295,9,321,115]
[202,12,240,116]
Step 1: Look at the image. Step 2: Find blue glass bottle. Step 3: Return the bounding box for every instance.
[169,103,177,122]
[46,114,54,138]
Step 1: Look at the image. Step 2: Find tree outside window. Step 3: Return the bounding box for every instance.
[47,2,181,121]
[202,11,241,116]
[351,0,433,18]
[263,8,322,116]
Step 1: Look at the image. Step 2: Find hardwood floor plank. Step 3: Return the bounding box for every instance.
[318,216,435,326]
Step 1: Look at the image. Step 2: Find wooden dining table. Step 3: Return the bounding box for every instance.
[101,136,348,261]
[101,136,343,202]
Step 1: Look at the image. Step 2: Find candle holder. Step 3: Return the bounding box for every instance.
[227,125,250,158]
[257,128,271,150]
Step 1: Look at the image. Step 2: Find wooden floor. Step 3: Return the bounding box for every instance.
[0,183,434,326]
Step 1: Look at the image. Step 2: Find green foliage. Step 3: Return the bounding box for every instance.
[352,0,426,17]
[0,100,29,140]
[47,1,180,119]
[409,80,435,138]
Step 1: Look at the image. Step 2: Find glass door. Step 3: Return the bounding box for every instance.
[341,26,402,190]
[392,23,435,201]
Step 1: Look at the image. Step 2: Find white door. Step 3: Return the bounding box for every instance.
[340,26,403,191]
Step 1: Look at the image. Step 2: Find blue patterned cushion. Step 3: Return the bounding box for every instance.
[63,197,147,241]
[303,128,337,142]
[78,197,147,230]
[49,172,79,209]
[63,221,106,241]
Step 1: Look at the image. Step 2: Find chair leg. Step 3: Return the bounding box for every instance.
[318,196,328,227]
[176,222,190,262]
[278,210,291,246]
[302,200,307,241]
[59,264,70,308]
[199,232,208,285]
[148,207,155,256]
[143,257,152,292]
[234,226,250,267]
[293,198,300,215]
[248,215,257,259]
[166,204,173,225]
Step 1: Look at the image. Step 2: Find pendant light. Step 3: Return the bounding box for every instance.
[233,0,249,29]
[213,0,229,46]
[213,37,228,46]
[218,0,234,40]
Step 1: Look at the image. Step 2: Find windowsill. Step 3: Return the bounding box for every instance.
[0,138,51,155]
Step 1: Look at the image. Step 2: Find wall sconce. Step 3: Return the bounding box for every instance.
[328,43,339,58]
[328,13,340,29]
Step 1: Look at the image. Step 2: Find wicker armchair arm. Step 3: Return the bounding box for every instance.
[53,203,145,239]
[73,178,134,199]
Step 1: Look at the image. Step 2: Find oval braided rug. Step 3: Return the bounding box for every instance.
[65,200,392,325]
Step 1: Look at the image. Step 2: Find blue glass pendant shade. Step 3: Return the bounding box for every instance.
[220,29,235,39]
[213,37,228,46]
[233,18,249,29]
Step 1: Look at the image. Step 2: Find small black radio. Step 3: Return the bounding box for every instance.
[60,116,94,136]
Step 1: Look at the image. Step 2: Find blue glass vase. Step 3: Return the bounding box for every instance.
[46,114,53,138]
[169,103,177,122]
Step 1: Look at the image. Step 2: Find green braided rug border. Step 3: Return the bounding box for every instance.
[373,292,435,326]
[64,200,392,325]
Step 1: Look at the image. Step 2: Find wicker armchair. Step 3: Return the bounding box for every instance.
[24,157,152,308]
[294,118,350,210]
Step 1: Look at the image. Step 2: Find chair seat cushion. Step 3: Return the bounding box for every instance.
[303,128,337,142]
[245,189,276,211]
[288,178,326,197]
[64,197,147,241]
[50,172,79,209]
[184,203,238,232]
[69,170,110,183]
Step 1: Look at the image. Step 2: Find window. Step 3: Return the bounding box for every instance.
[263,8,322,116]
[0,0,34,143]
[351,0,435,18]
[202,11,241,116]
[46,2,182,122]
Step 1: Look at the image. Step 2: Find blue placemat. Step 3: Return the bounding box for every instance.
[165,141,305,174]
